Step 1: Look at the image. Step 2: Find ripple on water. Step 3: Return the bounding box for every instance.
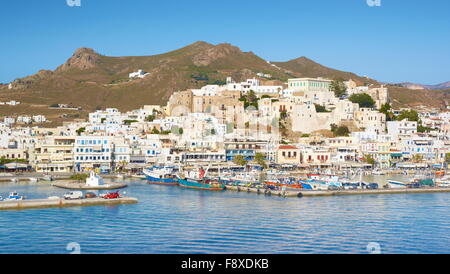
[0,180,450,253]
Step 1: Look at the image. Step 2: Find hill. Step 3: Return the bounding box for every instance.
[400,81,450,90]
[0,42,448,125]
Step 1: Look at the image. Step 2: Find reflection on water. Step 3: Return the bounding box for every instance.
[0,178,449,254]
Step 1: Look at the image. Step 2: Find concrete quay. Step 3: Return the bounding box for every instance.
[0,197,138,211]
[225,185,450,198]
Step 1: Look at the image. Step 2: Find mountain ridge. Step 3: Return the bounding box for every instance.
[0,42,448,126]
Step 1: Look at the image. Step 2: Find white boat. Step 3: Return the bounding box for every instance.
[387,180,408,189]
[372,169,386,176]
[86,171,105,187]
[4,191,24,201]
[41,175,53,182]
[0,196,3,201]
[116,174,125,179]
[436,175,450,187]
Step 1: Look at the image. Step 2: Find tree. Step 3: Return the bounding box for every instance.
[233,155,248,166]
[76,127,86,136]
[123,120,138,125]
[70,173,89,182]
[349,93,376,108]
[254,153,267,169]
[397,110,419,122]
[330,79,347,98]
[178,127,184,135]
[335,126,350,137]
[239,90,260,110]
[151,127,160,134]
[364,154,376,166]
[330,123,350,136]
[314,104,330,113]
[412,154,423,163]
[145,115,155,122]
[379,103,395,121]
[445,153,450,163]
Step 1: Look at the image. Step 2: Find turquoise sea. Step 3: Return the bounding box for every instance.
[0,177,449,254]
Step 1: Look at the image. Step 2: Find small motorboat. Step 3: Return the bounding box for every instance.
[387,180,408,189]
[372,169,386,176]
[41,175,54,182]
[436,175,450,187]
[4,191,25,201]
[0,196,3,201]
[144,166,177,185]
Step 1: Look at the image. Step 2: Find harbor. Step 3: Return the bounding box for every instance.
[1,177,450,254]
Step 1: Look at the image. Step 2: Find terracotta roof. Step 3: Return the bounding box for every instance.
[278,145,298,150]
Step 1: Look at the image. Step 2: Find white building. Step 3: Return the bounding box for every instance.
[129,69,149,79]
[387,120,418,140]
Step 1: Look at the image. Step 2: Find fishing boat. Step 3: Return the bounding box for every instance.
[143,166,178,185]
[387,180,408,189]
[177,168,224,191]
[372,169,386,176]
[42,175,53,182]
[4,191,25,201]
[265,177,304,190]
[436,175,450,187]
[410,174,434,187]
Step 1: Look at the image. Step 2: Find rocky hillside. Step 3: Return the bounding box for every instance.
[400,81,450,90]
[0,41,448,124]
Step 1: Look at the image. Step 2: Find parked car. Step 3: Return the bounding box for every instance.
[366,183,379,190]
[407,183,421,189]
[342,183,357,190]
[85,192,97,199]
[63,191,83,200]
[103,191,120,199]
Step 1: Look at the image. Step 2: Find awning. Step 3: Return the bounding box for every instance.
[1,163,29,169]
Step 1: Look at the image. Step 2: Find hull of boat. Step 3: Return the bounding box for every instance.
[388,180,407,189]
[146,175,178,185]
[178,178,225,191]
[265,181,303,189]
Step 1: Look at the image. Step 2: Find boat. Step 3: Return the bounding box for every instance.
[219,172,259,186]
[4,191,25,201]
[410,174,434,187]
[143,166,178,185]
[42,175,53,182]
[436,175,450,187]
[131,173,146,179]
[265,177,304,190]
[387,180,421,189]
[116,174,125,179]
[177,168,224,191]
[0,196,2,201]
[86,171,105,187]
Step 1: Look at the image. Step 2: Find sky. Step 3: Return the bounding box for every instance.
[0,0,449,85]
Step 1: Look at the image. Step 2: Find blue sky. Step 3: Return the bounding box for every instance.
[1,0,449,85]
